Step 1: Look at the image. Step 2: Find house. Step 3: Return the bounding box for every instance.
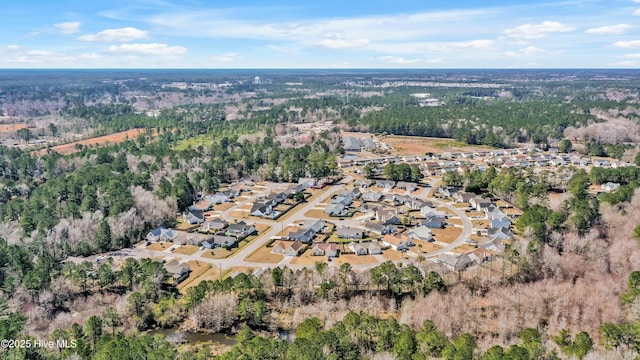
[365,222,398,236]
[485,205,506,220]
[549,158,567,167]
[480,238,506,253]
[183,208,205,224]
[490,216,511,229]
[311,243,338,257]
[202,235,236,249]
[382,234,414,251]
[355,179,374,188]
[361,191,383,202]
[302,219,325,233]
[407,226,433,242]
[226,221,257,239]
[601,182,620,192]
[488,227,512,240]
[361,138,376,151]
[288,228,316,243]
[420,206,446,219]
[454,192,476,203]
[201,218,228,232]
[593,159,612,168]
[250,202,273,217]
[271,240,305,256]
[332,192,354,206]
[367,243,382,255]
[164,260,191,282]
[470,197,492,211]
[438,187,461,198]
[349,243,369,256]
[251,192,287,218]
[343,136,361,152]
[376,180,396,189]
[422,215,446,229]
[437,253,474,271]
[146,227,177,242]
[375,209,402,225]
[337,227,363,240]
[324,203,348,217]
[396,181,418,192]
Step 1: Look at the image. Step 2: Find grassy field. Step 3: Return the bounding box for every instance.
[147,242,170,251]
[289,248,325,266]
[383,135,491,156]
[174,133,216,151]
[431,227,463,244]
[0,123,27,132]
[173,245,199,256]
[447,218,464,226]
[201,248,233,259]
[245,245,285,264]
[382,250,407,261]
[40,128,150,155]
[413,242,442,253]
[333,254,379,266]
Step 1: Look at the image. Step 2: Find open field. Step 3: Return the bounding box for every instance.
[332,254,379,266]
[0,123,27,132]
[431,227,463,244]
[382,250,407,261]
[245,245,285,264]
[147,242,169,251]
[202,248,233,259]
[173,245,199,256]
[452,244,478,254]
[40,128,149,155]
[289,249,324,266]
[414,242,442,253]
[447,218,463,226]
[383,135,491,156]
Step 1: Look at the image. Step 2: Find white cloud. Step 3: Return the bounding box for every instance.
[503,46,545,57]
[612,40,640,48]
[212,53,239,62]
[503,21,574,39]
[634,8,640,15]
[624,53,640,58]
[433,39,495,52]
[585,24,632,35]
[607,60,637,67]
[6,45,22,50]
[378,56,421,64]
[79,27,148,42]
[104,43,187,56]
[54,21,81,34]
[314,38,369,49]
[79,53,100,59]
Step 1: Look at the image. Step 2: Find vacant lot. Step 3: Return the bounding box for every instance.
[431,227,463,244]
[383,135,490,156]
[147,242,170,251]
[173,245,199,256]
[245,245,285,264]
[176,261,211,292]
[414,242,442,253]
[40,128,148,155]
[0,123,27,132]
[382,250,407,261]
[289,249,325,266]
[202,248,233,259]
[333,254,379,266]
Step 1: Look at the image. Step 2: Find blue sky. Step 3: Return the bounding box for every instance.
[1,0,640,68]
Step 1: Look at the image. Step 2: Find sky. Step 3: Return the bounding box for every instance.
[1,0,640,68]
